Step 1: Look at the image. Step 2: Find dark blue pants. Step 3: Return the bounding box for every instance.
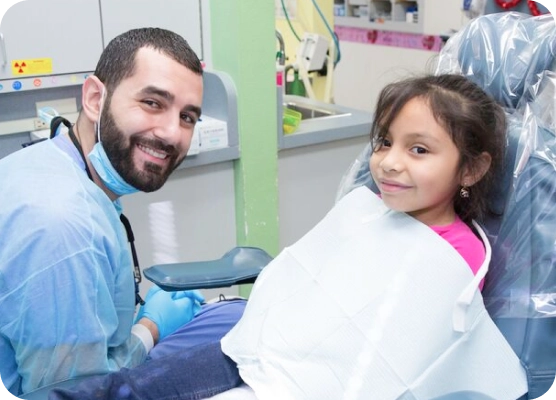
[48,300,246,400]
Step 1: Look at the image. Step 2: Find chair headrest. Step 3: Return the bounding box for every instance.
[435,12,556,109]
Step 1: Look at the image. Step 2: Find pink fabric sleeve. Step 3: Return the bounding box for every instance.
[431,217,486,289]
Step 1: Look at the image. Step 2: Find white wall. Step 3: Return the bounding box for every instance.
[121,161,239,300]
[278,135,369,248]
[334,42,439,112]
[332,0,469,112]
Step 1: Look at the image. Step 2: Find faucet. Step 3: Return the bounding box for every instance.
[275,29,285,66]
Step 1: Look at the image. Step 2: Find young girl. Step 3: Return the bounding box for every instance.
[369,74,505,281]
[47,74,509,400]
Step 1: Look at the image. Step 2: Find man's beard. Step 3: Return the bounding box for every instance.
[100,104,185,192]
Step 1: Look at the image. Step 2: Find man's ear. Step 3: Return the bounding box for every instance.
[462,152,492,187]
[81,76,105,123]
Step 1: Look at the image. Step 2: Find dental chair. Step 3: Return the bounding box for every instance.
[338,11,556,399]
[20,11,556,400]
[430,11,556,398]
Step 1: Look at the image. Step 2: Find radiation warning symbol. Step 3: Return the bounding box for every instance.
[13,61,27,74]
[11,58,53,76]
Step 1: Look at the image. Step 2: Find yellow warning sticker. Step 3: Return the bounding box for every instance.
[11,58,53,75]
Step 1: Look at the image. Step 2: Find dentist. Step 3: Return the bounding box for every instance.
[0,28,245,396]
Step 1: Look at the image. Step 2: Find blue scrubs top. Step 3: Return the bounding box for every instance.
[0,137,146,395]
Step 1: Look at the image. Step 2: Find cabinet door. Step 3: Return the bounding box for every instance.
[0,0,103,80]
[100,0,203,59]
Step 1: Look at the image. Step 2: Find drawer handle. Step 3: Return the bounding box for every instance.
[0,33,7,67]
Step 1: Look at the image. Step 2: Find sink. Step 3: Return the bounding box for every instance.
[284,102,342,119]
[279,94,372,149]
[283,96,351,121]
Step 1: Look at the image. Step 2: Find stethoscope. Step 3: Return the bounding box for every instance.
[49,116,145,306]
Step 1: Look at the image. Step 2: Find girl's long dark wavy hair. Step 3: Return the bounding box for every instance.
[370,74,506,224]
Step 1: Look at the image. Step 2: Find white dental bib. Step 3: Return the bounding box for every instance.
[221,186,527,400]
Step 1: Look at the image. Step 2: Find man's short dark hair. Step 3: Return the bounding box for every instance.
[94,27,203,91]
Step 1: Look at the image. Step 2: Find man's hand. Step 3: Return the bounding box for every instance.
[136,286,204,342]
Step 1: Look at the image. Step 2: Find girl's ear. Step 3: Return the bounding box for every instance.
[81,76,105,123]
[462,152,492,187]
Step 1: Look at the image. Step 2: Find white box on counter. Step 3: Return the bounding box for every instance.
[195,115,228,151]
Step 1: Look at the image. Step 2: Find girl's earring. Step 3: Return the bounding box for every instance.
[460,185,470,198]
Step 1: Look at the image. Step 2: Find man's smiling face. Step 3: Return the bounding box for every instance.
[100,47,203,192]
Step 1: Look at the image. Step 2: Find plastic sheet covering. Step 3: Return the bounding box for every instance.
[482,70,556,319]
[434,11,556,321]
[334,142,374,203]
[434,12,556,110]
[435,13,556,396]
[481,69,556,398]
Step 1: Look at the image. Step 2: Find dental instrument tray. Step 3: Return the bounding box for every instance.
[143,246,273,291]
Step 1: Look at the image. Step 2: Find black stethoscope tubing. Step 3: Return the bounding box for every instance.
[51,116,145,306]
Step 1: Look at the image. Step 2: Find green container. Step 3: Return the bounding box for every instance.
[283,107,302,134]
[286,69,306,97]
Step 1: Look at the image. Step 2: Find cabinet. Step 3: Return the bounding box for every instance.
[100,0,203,59]
[0,0,103,80]
[334,0,463,35]
[0,0,204,91]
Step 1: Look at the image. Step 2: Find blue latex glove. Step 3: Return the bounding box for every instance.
[136,286,205,340]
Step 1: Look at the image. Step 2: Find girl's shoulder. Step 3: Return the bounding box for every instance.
[431,217,485,275]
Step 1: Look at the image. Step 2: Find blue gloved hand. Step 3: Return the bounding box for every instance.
[135,286,205,340]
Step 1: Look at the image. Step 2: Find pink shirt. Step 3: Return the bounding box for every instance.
[431,216,486,289]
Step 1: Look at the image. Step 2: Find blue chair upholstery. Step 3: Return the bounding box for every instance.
[143,247,273,291]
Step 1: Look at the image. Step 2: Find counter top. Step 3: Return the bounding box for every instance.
[279,94,373,150]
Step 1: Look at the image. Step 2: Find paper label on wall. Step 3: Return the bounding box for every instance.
[11,58,53,76]
[335,26,443,52]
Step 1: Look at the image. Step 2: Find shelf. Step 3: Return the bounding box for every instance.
[334,0,423,34]
[335,16,422,34]
[0,70,241,170]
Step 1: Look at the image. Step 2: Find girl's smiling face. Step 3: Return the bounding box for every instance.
[370,96,468,227]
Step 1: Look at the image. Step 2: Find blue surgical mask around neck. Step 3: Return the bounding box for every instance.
[88,141,139,196]
[87,87,139,197]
